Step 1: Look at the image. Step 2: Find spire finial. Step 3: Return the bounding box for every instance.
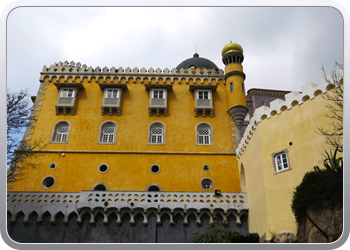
[193,45,199,57]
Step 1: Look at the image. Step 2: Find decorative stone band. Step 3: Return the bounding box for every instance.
[227,105,249,128]
[224,71,246,81]
[235,75,342,159]
[7,191,248,226]
[39,60,225,85]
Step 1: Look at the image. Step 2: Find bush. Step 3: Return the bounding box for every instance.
[291,170,343,224]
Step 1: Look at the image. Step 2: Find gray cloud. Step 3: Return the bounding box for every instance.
[7,6,343,96]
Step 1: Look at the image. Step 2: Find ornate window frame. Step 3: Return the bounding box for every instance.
[195,122,214,145]
[50,120,72,143]
[98,121,118,144]
[148,121,166,145]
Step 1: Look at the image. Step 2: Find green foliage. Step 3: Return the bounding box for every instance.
[314,147,343,173]
[193,213,259,243]
[291,170,343,224]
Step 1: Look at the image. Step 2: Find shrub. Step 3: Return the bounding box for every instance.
[291,170,343,224]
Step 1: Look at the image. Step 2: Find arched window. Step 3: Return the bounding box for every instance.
[99,121,117,144]
[92,182,109,191]
[196,123,213,145]
[51,121,71,143]
[148,122,165,145]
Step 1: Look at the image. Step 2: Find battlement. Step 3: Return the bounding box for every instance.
[236,74,342,159]
[40,60,225,84]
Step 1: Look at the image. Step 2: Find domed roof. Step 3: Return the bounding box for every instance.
[221,42,243,56]
[176,53,219,70]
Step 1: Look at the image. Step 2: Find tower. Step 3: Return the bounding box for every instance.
[222,42,248,130]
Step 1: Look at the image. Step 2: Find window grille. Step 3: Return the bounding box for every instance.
[197,125,211,145]
[52,121,70,143]
[99,122,116,143]
[149,122,165,144]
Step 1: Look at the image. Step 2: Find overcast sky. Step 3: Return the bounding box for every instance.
[7,6,344,96]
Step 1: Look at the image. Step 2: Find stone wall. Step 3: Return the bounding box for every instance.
[7,209,248,243]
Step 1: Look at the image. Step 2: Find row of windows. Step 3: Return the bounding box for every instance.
[51,120,214,145]
[49,162,211,174]
[55,86,216,117]
[41,176,215,191]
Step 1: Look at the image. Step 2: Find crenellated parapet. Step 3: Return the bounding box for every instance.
[7,191,248,226]
[236,76,340,159]
[39,60,225,85]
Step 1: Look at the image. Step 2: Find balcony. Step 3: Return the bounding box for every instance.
[7,191,248,225]
[145,84,173,117]
[99,83,128,116]
[190,85,217,118]
[54,83,84,115]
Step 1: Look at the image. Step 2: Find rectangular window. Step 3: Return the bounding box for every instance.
[198,90,210,100]
[60,88,75,98]
[230,83,234,93]
[274,151,290,173]
[242,83,245,93]
[152,90,165,99]
[105,89,119,98]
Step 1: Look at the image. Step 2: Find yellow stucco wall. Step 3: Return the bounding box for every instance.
[225,64,247,107]
[11,75,241,193]
[238,93,338,237]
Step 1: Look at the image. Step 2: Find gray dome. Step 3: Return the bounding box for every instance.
[176,53,219,70]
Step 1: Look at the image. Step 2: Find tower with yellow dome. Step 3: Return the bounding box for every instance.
[221,42,249,133]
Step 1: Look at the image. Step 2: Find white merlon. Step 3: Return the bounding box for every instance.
[40,61,225,84]
[236,75,341,159]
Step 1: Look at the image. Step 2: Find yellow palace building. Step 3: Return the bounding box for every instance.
[7,42,340,243]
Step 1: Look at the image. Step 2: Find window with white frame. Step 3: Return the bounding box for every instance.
[105,88,119,98]
[150,89,166,107]
[197,90,210,101]
[56,87,78,115]
[51,121,71,143]
[149,122,165,144]
[60,88,75,98]
[196,123,213,145]
[273,151,290,173]
[101,88,122,116]
[193,89,213,117]
[99,121,117,144]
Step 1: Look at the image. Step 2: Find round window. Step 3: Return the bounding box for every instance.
[98,164,109,173]
[94,184,107,191]
[49,163,57,169]
[150,164,160,174]
[203,165,210,171]
[42,176,56,189]
[200,178,214,191]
